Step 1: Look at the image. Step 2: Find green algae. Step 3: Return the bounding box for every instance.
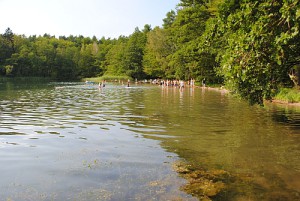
[173,160,300,201]
[173,161,231,200]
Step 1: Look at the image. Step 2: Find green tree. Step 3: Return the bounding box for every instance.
[216,0,300,104]
[123,27,147,79]
[163,10,176,28]
[167,3,212,80]
[54,39,79,80]
[78,43,98,78]
[0,28,15,66]
[143,27,173,78]
[104,36,128,76]
[4,65,13,76]
[3,27,15,52]
[179,0,210,8]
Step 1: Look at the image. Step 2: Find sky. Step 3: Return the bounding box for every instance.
[0,0,180,39]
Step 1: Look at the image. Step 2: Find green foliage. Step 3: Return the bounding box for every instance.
[0,28,15,64]
[216,0,300,104]
[78,43,99,78]
[104,36,128,76]
[179,0,210,8]
[103,28,148,80]
[275,88,300,103]
[85,75,131,82]
[0,30,105,80]
[123,28,147,79]
[143,27,172,78]
[1,0,300,104]
[163,10,176,29]
[3,27,15,52]
[4,65,13,76]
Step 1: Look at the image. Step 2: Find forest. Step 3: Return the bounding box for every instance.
[0,0,299,104]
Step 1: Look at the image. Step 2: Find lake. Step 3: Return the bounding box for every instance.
[0,80,300,201]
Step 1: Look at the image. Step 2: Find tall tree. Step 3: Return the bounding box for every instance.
[143,27,173,78]
[0,28,15,68]
[163,10,176,29]
[123,27,147,79]
[167,3,212,80]
[3,27,15,52]
[216,0,300,104]
[104,36,128,76]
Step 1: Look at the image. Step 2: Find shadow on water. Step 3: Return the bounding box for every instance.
[267,105,300,131]
[125,87,300,201]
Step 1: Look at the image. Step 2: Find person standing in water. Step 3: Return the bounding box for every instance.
[179,80,184,90]
[127,79,130,87]
[202,78,206,87]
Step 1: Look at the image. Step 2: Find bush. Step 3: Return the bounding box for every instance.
[274,88,300,103]
[4,65,13,76]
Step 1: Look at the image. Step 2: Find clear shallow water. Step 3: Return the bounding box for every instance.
[0,80,300,200]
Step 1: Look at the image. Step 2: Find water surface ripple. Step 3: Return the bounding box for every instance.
[0,83,194,201]
[0,82,300,200]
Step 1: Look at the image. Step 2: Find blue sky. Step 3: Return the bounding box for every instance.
[0,0,179,38]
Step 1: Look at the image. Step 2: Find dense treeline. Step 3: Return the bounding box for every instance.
[0,0,299,104]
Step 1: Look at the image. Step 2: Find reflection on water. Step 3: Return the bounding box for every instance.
[0,81,300,200]
[268,105,300,131]
[0,82,195,201]
[150,87,300,201]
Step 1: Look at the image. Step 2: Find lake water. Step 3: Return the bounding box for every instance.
[0,80,300,201]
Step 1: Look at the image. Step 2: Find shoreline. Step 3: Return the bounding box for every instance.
[197,86,229,94]
[200,86,300,107]
[266,99,300,107]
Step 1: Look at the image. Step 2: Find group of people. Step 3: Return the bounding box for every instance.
[86,78,206,89]
[151,78,196,89]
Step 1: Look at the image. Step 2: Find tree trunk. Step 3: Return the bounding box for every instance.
[297,66,300,86]
[289,65,300,88]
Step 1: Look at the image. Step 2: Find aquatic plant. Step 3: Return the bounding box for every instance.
[172,161,230,200]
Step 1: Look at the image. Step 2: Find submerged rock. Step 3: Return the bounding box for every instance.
[173,161,231,200]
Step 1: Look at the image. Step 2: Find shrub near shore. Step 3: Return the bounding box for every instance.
[274,88,300,103]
